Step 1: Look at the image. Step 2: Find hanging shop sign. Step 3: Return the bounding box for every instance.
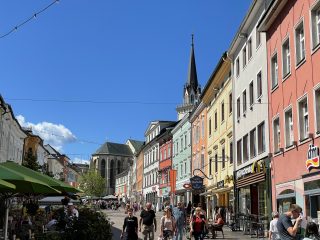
[306,144,320,171]
[183,183,192,190]
[190,176,204,190]
[217,180,224,189]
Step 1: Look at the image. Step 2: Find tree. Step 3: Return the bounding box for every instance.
[23,148,40,171]
[79,170,105,197]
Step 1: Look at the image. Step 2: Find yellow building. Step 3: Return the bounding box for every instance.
[201,52,233,219]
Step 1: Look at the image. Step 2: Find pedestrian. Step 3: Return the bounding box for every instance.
[186,201,192,216]
[121,208,138,240]
[269,211,280,240]
[173,202,186,240]
[276,204,303,239]
[160,207,176,239]
[303,222,320,240]
[67,203,79,219]
[139,202,157,240]
[190,207,206,240]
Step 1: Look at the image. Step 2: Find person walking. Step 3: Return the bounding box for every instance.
[121,208,138,240]
[277,204,303,240]
[139,202,157,240]
[160,207,176,240]
[303,222,320,240]
[269,211,280,240]
[173,202,186,240]
[190,207,206,240]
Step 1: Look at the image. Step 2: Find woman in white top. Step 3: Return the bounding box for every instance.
[269,211,280,240]
[160,207,176,239]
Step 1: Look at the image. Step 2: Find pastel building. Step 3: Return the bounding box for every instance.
[201,52,233,219]
[259,0,320,219]
[229,0,272,218]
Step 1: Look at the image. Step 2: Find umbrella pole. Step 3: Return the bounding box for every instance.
[4,204,9,240]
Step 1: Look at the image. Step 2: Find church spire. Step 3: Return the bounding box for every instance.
[186,33,198,91]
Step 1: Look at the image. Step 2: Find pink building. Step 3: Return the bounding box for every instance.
[259,0,320,219]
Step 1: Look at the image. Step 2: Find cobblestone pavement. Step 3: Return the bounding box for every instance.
[103,209,266,240]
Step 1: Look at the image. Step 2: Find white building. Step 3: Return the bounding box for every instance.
[0,102,26,164]
[229,0,272,216]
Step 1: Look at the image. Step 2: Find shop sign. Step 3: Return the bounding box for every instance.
[217,180,224,189]
[306,144,320,171]
[190,176,204,190]
[183,183,192,190]
[236,165,252,179]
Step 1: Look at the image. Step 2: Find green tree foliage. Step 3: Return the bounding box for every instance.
[79,170,105,197]
[22,148,40,171]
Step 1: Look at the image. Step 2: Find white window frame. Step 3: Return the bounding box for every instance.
[221,146,226,169]
[236,58,240,77]
[257,70,263,99]
[294,19,305,65]
[221,101,225,123]
[258,121,266,154]
[248,37,253,60]
[237,139,242,165]
[243,46,247,68]
[284,106,294,148]
[243,134,249,162]
[250,128,256,159]
[249,81,254,107]
[310,1,320,50]
[282,37,291,78]
[256,27,261,49]
[272,115,281,153]
[297,95,309,141]
[271,52,278,89]
[243,89,247,114]
[237,97,241,120]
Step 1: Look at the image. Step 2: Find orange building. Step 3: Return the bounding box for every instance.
[136,149,144,203]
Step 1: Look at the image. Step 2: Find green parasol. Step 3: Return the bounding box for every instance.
[0,178,16,191]
[1,161,82,194]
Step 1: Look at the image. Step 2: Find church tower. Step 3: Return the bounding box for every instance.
[176,34,201,120]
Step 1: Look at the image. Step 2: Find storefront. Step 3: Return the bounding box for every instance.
[235,158,272,218]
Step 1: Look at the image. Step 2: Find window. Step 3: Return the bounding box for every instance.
[243,47,247,68]
[201,118,205,138]
[215,111,218,130]
[230,141,233,164]
[181,164,183,177]
[209,118,212,136]
[298,97,309,140]
[273,117,281,153]
[176,142,179,154]
[271,53,278,89]
[201,154,205,170]
[184,135,187,149]
[249,81,254,107]
[221,102,225,122]
[168,146,171,157]
[250,128,256,158]
[237,97,241,119]
[282,38,291,77]
[257,71,262,99]
[316,88,320,133]
[295,22,305,64]
[311,5,320,49]
[236,58,240,77]
[237,139,242,165]
[164,149,167,159]
[243,90,247,114]
[181,138,183,151]
[256,29,261,47]
[160,151,163,161]
[248,38,252,59]
[285,108,294,147]
[215,154,218,173]
[243,134,249,162]
[258,122,266,154]
[222,147,225,169]
[229,93,233,113]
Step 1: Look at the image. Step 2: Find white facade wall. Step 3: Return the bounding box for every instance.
[37,144,49,167]
[143,143,159,196]
[231,1,271,171]
[0,110,26,164]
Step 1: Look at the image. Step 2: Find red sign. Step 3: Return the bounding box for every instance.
[183,183,192,190]
[306,144,320,171]
[169,170,177,193]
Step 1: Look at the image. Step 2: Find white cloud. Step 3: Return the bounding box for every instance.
[17,115,76,151]
[72,157,90,164]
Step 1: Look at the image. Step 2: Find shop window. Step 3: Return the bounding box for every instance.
[284,108,294,147]
[295,21,305,65]
[271,53,278,89]
[298,97,309,140]
[282,38,291,78]
[249,81,254,107]
[273,117,281,153]
[311,3,320,49]
[258,121,266,154]
[243,90,247,114]
[250,128,257,158]
[243,134,249,162]
[243,46,247,68]
[316,88,320,134]
[239,186,251,214]
[237,139,242,165]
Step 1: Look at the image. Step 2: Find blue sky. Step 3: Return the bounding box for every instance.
[0,0,251,163]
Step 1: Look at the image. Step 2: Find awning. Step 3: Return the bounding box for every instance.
[0,161,82,194]
[0,164,60,194]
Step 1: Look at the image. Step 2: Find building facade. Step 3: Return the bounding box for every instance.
[201,53,234,219]
[259,0,320,220]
